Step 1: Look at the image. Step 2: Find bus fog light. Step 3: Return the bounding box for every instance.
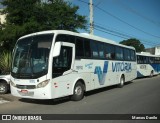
[10,80,16,87]
[37,80,50,88]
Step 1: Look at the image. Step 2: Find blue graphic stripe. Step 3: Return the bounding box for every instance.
[137,71,144,77]
[94,61,108,85]
[150,63,160,73]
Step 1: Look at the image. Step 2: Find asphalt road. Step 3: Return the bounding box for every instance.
[0,75,160,123]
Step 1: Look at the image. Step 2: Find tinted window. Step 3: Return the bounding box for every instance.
[130,50,136,61]
[137,55,140,64]
[68,35,75,44]
[84,39,91,58]
[56,34,69,42]
[12,34,53,79]
[98,42,105,58]
[91,41,99,58]
[138,55,152,64]
[143,56,149,64]
[140,56,144,64]
[105,44,115,60]
[76,37,84,57]
[155,57,159,63]
[149,57,154,63]
[56,34,75,44]
[52,46,72,78]
[115,46,123,60]
[124,49,130,61]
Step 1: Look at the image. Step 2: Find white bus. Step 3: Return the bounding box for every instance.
[136,52,160,77]
[10,30,137,101]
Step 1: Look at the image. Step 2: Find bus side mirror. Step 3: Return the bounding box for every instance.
[53,42,61,57]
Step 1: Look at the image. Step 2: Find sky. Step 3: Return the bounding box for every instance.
[1,0,160,48]
[70,0,160,48]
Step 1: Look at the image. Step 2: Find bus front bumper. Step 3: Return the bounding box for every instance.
[10,85,52,100]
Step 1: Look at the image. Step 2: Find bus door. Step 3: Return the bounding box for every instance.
[52,42,75,96]
[52,42,75,77]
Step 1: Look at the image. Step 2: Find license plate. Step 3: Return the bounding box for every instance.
[20,90,28,94]
[18,90,34,96]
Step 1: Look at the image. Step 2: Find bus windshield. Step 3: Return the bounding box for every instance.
[11,34,53,79]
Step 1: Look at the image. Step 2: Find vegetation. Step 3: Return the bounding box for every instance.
[119,38,145,52]
[0,51,11,74]
[0,0,87,51]
[0,0,87,73]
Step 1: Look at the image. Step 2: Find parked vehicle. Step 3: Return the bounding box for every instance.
[10,30,136,100]
[0,75,10,94]
[136,52,160,78]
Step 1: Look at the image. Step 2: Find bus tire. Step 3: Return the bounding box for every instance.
[118,75,125,88]
[0,81,8,94]
[150,70,154,77]
[71,81,84,101]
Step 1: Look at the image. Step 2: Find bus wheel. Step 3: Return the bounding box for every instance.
[0,82,8,94]
[71,81,84,101]
[118,75,125,88]
[150,71,154,77]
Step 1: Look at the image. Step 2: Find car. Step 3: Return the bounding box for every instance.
[0,75,10,94]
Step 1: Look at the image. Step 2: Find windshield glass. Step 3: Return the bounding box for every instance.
[11,34,54,79]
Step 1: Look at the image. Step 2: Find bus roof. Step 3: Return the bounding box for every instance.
[19,30,135,50]
[136,52,160,57]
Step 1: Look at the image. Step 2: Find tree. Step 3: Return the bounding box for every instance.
[119,38,145,52]
[0,0,87,51]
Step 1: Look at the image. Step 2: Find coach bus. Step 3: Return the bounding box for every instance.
[136,52,160,78]
[10,30,137,101]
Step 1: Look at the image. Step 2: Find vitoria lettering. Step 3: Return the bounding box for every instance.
[112,62,132,72]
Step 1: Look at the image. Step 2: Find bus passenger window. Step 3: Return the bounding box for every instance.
[91,41,99,58]
[76,38,84,58]
[115,46,123,60]
[130,50,135,61]
[84,39,91,58]
[98,43,104,58]
[105,44,115,60]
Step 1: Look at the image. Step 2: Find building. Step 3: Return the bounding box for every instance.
[145,46,160,55]
[0,9,6,24]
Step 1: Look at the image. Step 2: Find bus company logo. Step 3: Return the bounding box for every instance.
[140,65,147,69]
[85,62,93,69]
[94,61,108,85]
[112,62,132,72]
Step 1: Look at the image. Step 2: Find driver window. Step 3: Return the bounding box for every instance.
[52,46,72,78]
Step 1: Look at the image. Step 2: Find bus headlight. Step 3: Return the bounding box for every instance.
[37,80,50,88]
[10,80,16,87]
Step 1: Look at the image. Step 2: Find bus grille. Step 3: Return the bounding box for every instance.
[16,85,36,89]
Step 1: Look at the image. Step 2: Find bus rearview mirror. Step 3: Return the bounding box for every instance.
[53,42,61,57]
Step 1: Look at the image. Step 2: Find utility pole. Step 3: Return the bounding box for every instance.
[89,0,94,35]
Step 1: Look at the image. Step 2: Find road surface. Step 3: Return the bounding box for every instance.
[0,75,160,122]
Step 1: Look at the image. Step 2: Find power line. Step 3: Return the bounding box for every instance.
[77,0,160,46]
[94,24,160,46]
[95,24,131,38]
[77,0,88,4]
[94,28,156,46]
[116,0,160,27]
[95,22,160,44]
[95,6,160,39]
[94,0,102,7]
[77,0,160,39]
